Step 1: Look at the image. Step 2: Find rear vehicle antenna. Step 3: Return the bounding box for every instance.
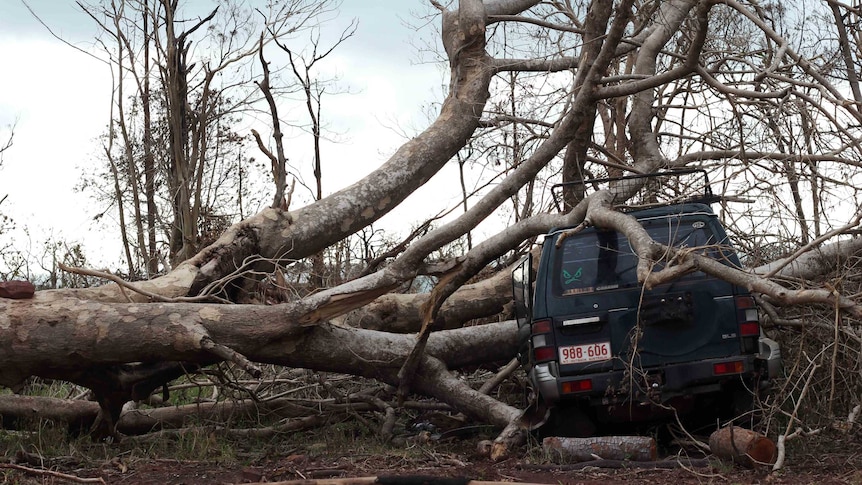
[550,168,720,213]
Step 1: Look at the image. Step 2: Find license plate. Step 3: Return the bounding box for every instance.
[559,342,611,365]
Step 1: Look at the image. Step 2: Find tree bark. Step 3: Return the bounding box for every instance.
[543,436,658,463]
[344,267,513,333]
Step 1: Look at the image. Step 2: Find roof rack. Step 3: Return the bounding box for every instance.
[550,168,720,213]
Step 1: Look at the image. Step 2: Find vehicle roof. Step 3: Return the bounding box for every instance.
[548,202,717,236]
[627,202,716,219]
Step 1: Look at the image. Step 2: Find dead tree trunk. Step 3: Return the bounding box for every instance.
[0,292,520,439]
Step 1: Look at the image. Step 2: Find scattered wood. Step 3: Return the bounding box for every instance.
[124,414,326,443]
[476,439,493,457]
[248,479,377,485]
[0,463,105,484]
[0,280,35,299]
[519,457,713,471]
[542,435,658,463]
[225,477,554,485]
[708,426,776,468]
[489,420,529,461]
[0,393,373,437]
[14,450,83,469]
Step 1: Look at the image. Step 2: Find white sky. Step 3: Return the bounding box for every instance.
[0,0,475,269]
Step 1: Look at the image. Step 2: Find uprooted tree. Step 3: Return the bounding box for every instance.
[3,0,862,460]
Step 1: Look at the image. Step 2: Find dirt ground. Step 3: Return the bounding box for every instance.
[88,453,861,485]
[2,431,861,485]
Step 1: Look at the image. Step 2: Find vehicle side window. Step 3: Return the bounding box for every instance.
[513,256,532,327]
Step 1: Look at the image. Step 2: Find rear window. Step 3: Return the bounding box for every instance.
[553,218,723,296]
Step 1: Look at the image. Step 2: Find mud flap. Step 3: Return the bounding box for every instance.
[518,393,551,430]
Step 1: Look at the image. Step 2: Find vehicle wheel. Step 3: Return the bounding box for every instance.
[710,383,758,428]
[536,404,597,438]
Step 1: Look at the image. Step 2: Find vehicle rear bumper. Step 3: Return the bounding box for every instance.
[532,354,761,406]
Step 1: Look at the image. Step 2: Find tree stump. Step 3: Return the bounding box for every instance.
[708,426,776,468]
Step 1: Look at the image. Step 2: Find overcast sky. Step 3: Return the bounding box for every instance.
[0,0,467,269]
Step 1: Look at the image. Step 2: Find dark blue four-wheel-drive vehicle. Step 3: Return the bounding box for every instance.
[512,170,782,436]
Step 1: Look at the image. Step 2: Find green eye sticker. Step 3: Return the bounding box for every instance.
[563,267,583,284]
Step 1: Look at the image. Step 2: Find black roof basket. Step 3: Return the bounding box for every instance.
[550,168,720,213]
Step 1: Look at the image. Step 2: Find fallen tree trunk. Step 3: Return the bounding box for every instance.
[344,268,513,333]
[0,395,96,431]
[0,295,521,439]
[0,394,370,435]
[0,297,517,387]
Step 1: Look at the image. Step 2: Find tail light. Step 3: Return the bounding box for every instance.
[735,295,760,352]
[562,379,593,394]
[714,360,744,375]
[531,319,556,363]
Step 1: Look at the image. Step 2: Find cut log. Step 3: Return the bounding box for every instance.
[542,436,658,463]
[708,426,776,468]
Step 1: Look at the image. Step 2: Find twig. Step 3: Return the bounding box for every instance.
[555,220,589,248]
[195,253,296,300]
[0,463,106,484]
[752,295,804,326]
[126,415,325,443]
[773,352,820,472]
[58,263,173,301]
[847,404,861,428]
[57,263,227,303]
[230,478,560,485]
[478,357,519,395]
[348,393,397,439]
[829,295,841,416]
[200,336,262,378]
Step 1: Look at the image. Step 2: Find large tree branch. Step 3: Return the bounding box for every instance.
[627,0,700,173]
[344,266,514,333]
[58,1,496,305]
[491,56,580,73]
[754,237,862,281]
[0,287,520,436]
[483,0,541,17]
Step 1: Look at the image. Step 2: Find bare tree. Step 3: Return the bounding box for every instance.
[252,12,356,289]
[5,0,862,459]
[80,0,330,275]
[0,124,12,161]
[0,125,16,277]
